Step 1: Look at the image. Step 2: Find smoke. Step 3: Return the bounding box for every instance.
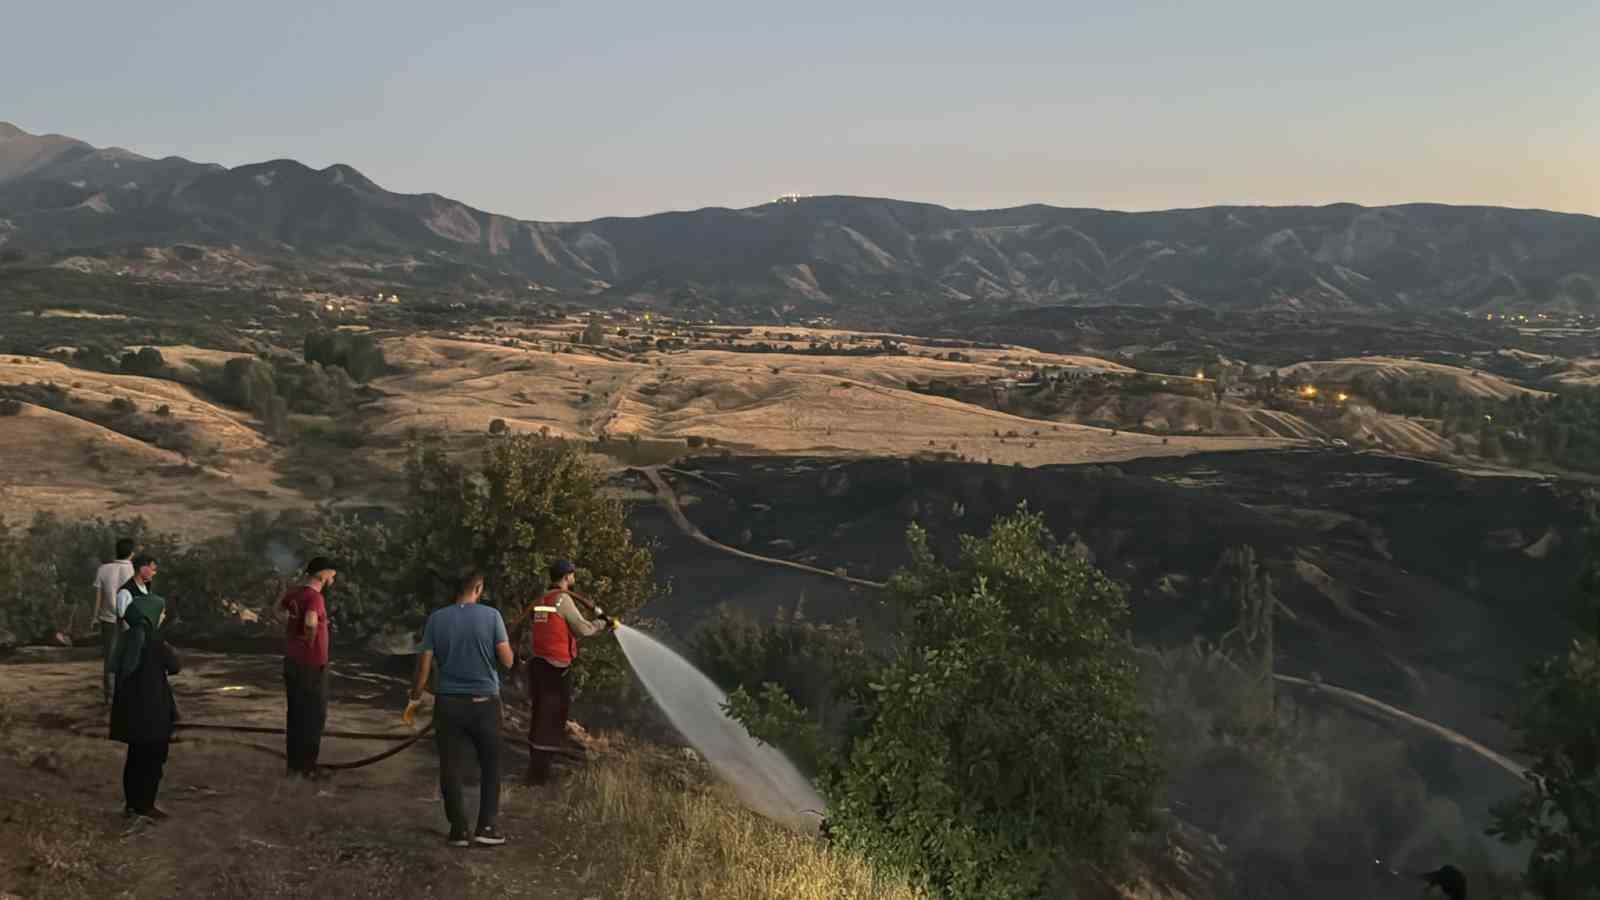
[264,539,298,575]
[615,626,826,832]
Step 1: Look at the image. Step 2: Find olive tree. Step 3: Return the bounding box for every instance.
[729,506,1159,898]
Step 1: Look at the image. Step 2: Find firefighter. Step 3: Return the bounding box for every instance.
[524,559,616,784]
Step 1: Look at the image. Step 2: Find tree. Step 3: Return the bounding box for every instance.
[120,346,166,377]
[1491,518,1600,898]
[1216,545,1283,714]
[398,436,657,696]
[731,507,1159,898]
[304,331,386,382]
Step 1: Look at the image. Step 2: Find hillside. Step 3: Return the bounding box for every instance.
[0,357,298,533]
[6,123,1600,315]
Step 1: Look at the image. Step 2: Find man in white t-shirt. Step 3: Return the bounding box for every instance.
[93,538,137,706]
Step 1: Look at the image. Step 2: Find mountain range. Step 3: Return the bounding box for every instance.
[4,120,1600,313]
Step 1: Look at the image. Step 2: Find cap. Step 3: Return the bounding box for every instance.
[304,556,340,575]
[131,553,158,569]
[548,559,577,580]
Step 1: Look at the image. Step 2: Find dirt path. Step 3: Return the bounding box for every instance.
[636,466,887,590]
[592,367,648,440]
[1273,673,1528,782]
[0,647,614,899]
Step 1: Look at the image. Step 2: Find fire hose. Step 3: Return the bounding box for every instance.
[171,721,436,770]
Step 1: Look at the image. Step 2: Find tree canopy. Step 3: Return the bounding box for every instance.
[729,506,1159,898]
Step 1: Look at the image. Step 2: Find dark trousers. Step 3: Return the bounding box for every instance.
[526,659,574,784]
[283,659,328,774]
[100,622,119,703]
[434,695,501,832]
[123,740,169,813]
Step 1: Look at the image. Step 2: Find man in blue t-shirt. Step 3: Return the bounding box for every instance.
[409,568,513,847]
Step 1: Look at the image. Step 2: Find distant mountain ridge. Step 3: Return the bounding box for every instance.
[4,121,1600,313]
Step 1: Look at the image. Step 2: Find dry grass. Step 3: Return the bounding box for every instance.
[11,797,119,899]
[560,744,926,900]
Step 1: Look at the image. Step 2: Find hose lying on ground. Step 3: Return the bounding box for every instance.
[171,722,438,771]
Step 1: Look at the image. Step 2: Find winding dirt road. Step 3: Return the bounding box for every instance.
[636,465,886,589]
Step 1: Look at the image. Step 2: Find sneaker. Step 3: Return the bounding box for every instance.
[127,806,169,821]
[473,825,507,846]
[447,828,471,848]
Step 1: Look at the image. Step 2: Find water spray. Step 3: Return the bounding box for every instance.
[506,588,825,830]
[612,624,826,832]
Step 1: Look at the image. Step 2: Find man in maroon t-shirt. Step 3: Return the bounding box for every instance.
[282,556,337,778]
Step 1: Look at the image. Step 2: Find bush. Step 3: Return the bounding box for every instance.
[729,507,1159,898]
[0,398,21,416]
[689,604,869,767]
[1490,518,1600,895]
[389,436,658,696]
[303,331,386,382]
[119,346,166,377]
[0,513,287,641]
[488,418,509,435]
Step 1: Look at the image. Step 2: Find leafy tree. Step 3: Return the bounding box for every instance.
[730,507,1159,898]
[214,357,277,410]
[690,603,871,767]
[396,436,657,696]
[120,346,166,377]
[1491,519,1600,898]
[300,514,405,640]
[211,357,289,437]
[304,330,386,382]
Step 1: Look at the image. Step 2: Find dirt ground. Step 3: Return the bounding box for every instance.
[0,646,625,899]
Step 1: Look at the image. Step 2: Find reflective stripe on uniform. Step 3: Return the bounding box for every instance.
[531,606,559,614]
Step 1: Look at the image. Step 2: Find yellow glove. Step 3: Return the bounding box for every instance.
[402,698,423,726]
[609,616,622,632]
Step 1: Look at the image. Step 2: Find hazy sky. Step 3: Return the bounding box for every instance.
[7,1,1598,221]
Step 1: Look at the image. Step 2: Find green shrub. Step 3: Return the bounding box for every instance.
[1491,518,1600,895]
[303,330,386,382]
[729,507,1159,898]
[119,346,166,377]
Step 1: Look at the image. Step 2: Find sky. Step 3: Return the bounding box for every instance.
[6,0,1598,221]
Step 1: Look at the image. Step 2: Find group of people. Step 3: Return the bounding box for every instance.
[97,541,619,845]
